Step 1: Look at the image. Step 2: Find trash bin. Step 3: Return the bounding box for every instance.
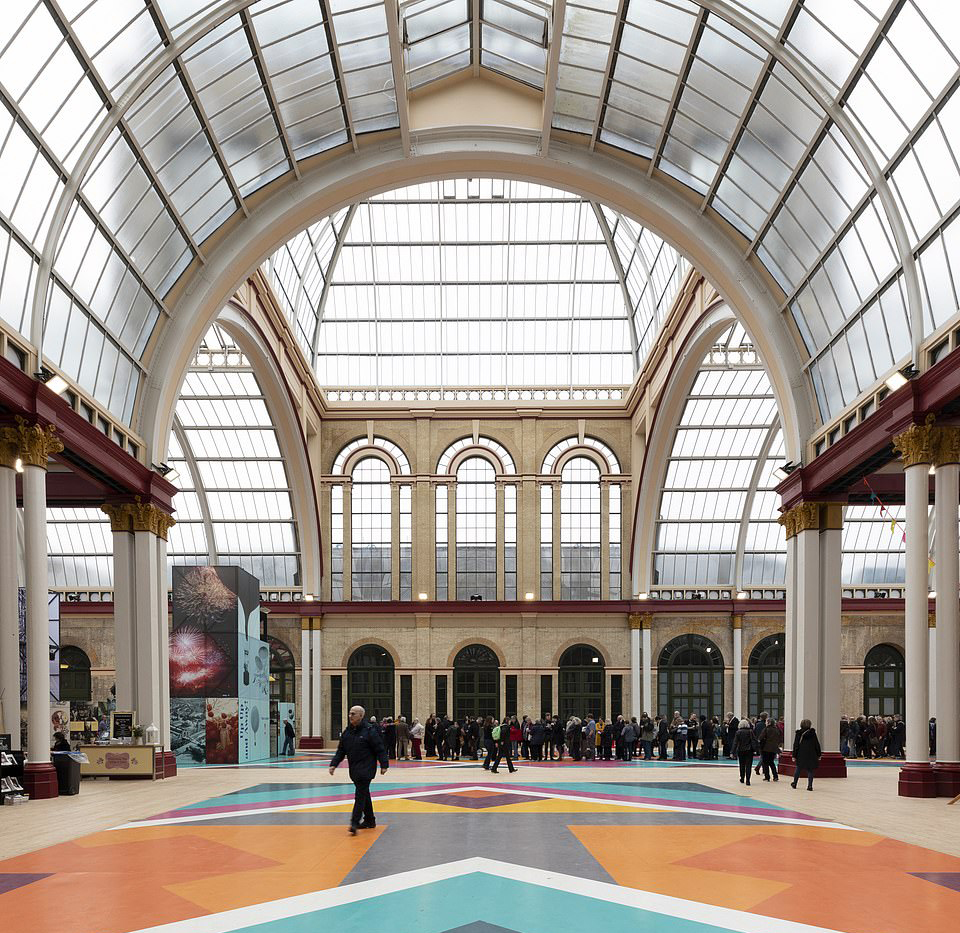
[52,752,82,795]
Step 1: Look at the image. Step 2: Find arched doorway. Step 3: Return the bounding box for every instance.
[453,644,500,721]
[748,634,785,720]
[266,636,295,704]
[347,645,395,721]
[558,645,605,722]
[658,635,723,720]
[59,646,91,702]
[863,644,904,716]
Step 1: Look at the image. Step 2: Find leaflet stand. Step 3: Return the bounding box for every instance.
[0,745,28,805]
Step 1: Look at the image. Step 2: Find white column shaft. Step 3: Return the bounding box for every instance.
[156,536,170,749]
[630,627,641,719]
[300,627,311,737]
[733,626,743,717]
[783,535,797,736]
[23,464,49,765]
[928,626,937,720]
[641,627,652,714]
[133,531,162,733]
[935,463,959,763]
[311,627,322,735]
[905,462,931,764]
[111,530,135,711]
[0,467,19,747]
[794,528,821,730]
[819,524,842,753]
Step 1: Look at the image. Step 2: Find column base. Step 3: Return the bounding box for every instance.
[933,761,960,798]
[299,736,325,750]
[898,761,938,797]
[778,751,847,778]
[161,751,177,779]
[23,762,59,800]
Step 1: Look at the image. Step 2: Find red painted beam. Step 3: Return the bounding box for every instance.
[778,345,960,508]
[0,357,177,512]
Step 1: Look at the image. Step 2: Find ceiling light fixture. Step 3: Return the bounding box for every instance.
[153,462,180,483]
[772,461,800,483]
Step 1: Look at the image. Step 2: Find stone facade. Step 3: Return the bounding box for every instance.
[59,609,909,731]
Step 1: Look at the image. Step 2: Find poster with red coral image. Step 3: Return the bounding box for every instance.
[205,698,239,764]
[170,566,241,697]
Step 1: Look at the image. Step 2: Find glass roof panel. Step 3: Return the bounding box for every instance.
[265,178,687,389]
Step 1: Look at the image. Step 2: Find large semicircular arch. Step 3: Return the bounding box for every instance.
[139,137,815,464]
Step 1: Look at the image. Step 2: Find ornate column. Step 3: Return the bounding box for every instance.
[0,432,20,749]
[732,614,743,716]
[893,416,937,797]
[933,425,960,796]
[777,501,846,778]
[2,420,63,798]
[102,497,176,777]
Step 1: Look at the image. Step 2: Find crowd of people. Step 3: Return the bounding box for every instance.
[839,714,906,759]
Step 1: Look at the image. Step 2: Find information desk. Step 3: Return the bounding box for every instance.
[78,744,163,780]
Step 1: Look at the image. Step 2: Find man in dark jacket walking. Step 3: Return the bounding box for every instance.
[329,705,389,834]
[281,717,296,756]
[759,716,781,780]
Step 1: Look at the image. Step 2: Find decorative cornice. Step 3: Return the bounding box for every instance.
[0,417,63,469]
[777,500,842,538]
[101,497,176,540]
[893,414,938,468]
[777,508,797,540]
[300,615,324,631]
[629,613,652,630]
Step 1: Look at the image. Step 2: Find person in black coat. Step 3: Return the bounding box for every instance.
[731,719,758,785]
[725,715,739,759]
[656,715,669,759]
[329,705,389,833]
[529,719,546,761]
[491,717,517,773]
[481,716,497,770]
[790,719,821,790]
[551,717,565,760]
[281,718,296,756]
[700,717,716,760]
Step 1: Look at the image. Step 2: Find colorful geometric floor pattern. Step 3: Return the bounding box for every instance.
[2,778,958,933]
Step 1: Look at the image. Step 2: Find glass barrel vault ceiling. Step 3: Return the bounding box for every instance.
[0,2,953,425]
[265,178,688,388]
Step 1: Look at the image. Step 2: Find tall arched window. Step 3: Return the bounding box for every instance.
[658,635,723,720]
[558,644,605,722]
[331,437,411,601]
[266,636,295,704]
[453,644,500,720]
[436,437,516,600]
[541,437,623,600]
[748,634,785,720]
[59,646,91,702]
[864,644,904,716]
[347,644,395,721]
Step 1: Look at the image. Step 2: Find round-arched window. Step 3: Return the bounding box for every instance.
[347,644,395,721]
[266,636,295,704]
[747,634,785,720]
[59,646,92,702]
[658,635,723,720]
[453,644,500,721]
[863,644,904,716]
[558,644,605,722]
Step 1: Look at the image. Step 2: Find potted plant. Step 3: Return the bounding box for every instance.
[132,725,145,746]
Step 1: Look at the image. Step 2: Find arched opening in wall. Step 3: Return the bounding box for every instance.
[347,645,395,720]
[748,634,785,720]
[560,458,602,599]
[267,636,295,704]
[59,646,91,702]
[453,644,500,721]
[456,458,498,601]
[558,645,605,722]
[351,458,393,600]
[658,635,723,720]
[863,644,905,716]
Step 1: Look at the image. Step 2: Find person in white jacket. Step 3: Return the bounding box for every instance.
[409,718,424,760]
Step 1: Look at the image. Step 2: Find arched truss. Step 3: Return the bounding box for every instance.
[6,1,951,455]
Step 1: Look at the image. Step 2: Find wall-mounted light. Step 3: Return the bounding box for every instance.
[929,591,937,600]
[736,591,748,599]
[35,366,68,396]
[524,592,535,600]
[303,594,314,602]
[637,592,649,600]
[885,364,918,392]
[772,461,800,483]
[591,657,599,663]
[14,458,23,474]
[418,592,429,600]
[152,462,180,483]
